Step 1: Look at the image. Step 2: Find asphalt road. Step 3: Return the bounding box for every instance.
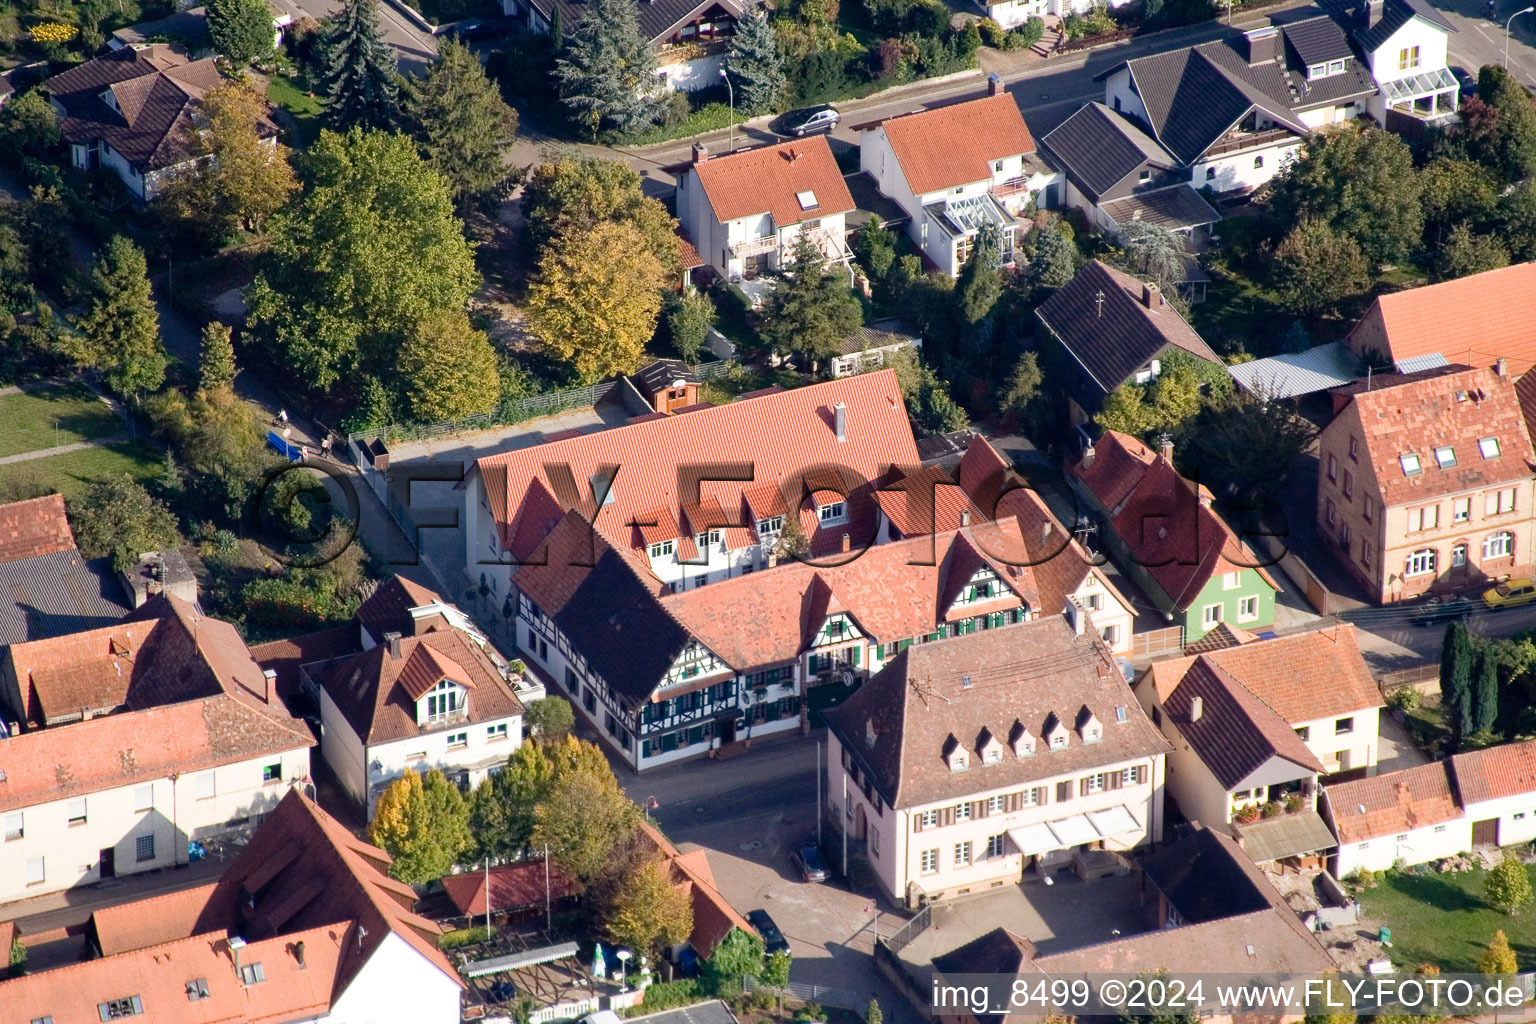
[288,0,439,71]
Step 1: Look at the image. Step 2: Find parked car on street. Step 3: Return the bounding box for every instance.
[793,843,828,882]
[776,105,840,137]
[746,909,790,954]
[1483,578,1536,610]
[1409,594,1475,626]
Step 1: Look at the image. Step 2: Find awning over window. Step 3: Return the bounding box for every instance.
[1047,814,1099,847]
[1007,823,1059,856]
[1008,805,1146,856]
[1088,804,1141,837]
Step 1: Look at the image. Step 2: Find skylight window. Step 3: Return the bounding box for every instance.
[1434,445,1456,468]
[796,190,818,210]
[1399,453,1422,476]
[1480,436,1501,459]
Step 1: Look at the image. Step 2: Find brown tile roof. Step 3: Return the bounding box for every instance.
[689,136,855,226]
[677,227,704,270]
[1142,625,1381,727]
[992,484,1133,619]
[875,463,989,537]
[320,629,524,746]
[822,616,1169,808]
[0,494,76,562]
[1323,761,1461,843]
[1327,364,1536,507]
[871,93,1036,196]
[356,575,447,641]
[43,46,227,172]
[441,858,578,917]
[662,520,1041,671]
[1345,263,1536,375]
[1159,657,1324,791]
[1183,620,1261,653]
[1072,431,1279,609]
[250,625,363,703]
[636,821,753,957]
[476,371,917,559]
[1451,737,1536,805]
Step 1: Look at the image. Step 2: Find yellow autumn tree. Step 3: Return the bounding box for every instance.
[607,854,693,958]
[398,309,501,422]
[367,768,470,884]
[525,220,664,384]
[1480,929,1518,975]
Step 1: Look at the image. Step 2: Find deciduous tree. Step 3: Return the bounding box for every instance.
[1474,65,1536,184]
[0,90,59,158]
[1178,389,1316,500]
[758,234,863,370]
[525,220,665,383]
[706,927,765,988]
[607,855,694,958]
[246,128,478,397]
[524,696,575,744]
[1480,929,1519,974]
[403,40,519,206]
[1269,127,1422,269]
[368,767,472,884]
[1486,852,1533,915]
[72,236,166,399]
[1269,219,1368,317]
[317,0,400,131]
[206,0,276,65]
[1433,223,1509,282]
[666,292,714,364]
[554,0,658,139]
[532,738,640,881]
[520,156,680,273]
[69,475,180,571]
[1419,157,1499,244]
[1497,180,1536,262]
[726,11,786,114]
[398,310,501,422]
[885,346,969,435]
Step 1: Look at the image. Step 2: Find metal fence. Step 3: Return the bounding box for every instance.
[883,904,931,955]
[1132,625,1186,658]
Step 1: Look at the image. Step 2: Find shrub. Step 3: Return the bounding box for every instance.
[1261,801,1283,819]
[907,0,949,36]
[439,925,496,949]
[976,18,1005,46]
[1017,15,1045,46]
[1283,794,1303,814]
[30,22,79,43]
[1386,687,1422,712]
[790,50,850,105]
[642,979,704,1011]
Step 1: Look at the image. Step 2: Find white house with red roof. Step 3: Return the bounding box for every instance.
[0,596,313,904]
[1,789,463,1023]
[855,81,1059,276]
[674,135,855,291]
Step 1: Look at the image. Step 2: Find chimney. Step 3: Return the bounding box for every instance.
[841,532,851,553]
[1141,281,1161,309]
[1160,438,1173,462]
[1083,444,1096,468]
[1069,601,1085,636]
[1362,0,1384,27]
[1242,25,1279,65]
[1497,357,1509,377]
[1190,696,1204,722]
[295,941,306,969]
[987,71,1003,97]
[961,509,971,527]
[692,141,709,164]
[229,936,247,985]
[384,631,402,660]
[262,668,277,705]
[834,402,847,443]
[1041,520,1052,542]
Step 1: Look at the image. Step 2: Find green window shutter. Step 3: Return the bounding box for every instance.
[900,638,914,650]
[852,646,861,666]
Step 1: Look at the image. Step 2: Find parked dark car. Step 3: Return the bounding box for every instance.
[438,17,494,39]
[746,909,790,954]
[1409,595,1475,626]
[1451,65,1478,97]
[776,105,840,137]
[793,843,829,882]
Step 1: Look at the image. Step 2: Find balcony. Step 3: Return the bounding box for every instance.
[989,177,1031,200]
[730,233,779,259]
[1201,126,1295,159]
[656,36,730,67]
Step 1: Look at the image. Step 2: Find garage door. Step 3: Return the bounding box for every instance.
[1473,818,1498,846]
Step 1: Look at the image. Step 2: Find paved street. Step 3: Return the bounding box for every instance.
[290,0,439,71]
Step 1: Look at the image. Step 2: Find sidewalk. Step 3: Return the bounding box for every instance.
[0,854,228,933]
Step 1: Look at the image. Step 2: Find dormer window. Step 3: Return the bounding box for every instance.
[949,750,969,771]
[757,515,783,537]
[1009,720,1036,757]
[649,540,674,559]
[818,501,847,525]
[1044,714,1069,750]
[696,529,721,548]
[977,727,1002,765]
[424,678,463,721]
[1079,710,1103,744]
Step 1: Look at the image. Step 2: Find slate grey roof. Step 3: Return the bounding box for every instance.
[1035,260,1222,412]
[1038,102,1173,203]
[529,0,745,45]
[634,358,700,393]
[834,318,921,356]
[0,549,130,647]
[1228,341,1365,399]
[631,1001,741,1024]
[1099,186,1221,231]
[1275,10,1356,65]
[1356,0,1453,51]
[110,6,210,47]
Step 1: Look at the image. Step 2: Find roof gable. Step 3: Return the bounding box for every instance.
[690,135,855,226]
[875,93,1036,195]
[1162,658,1324,790]
[1345,263,1536,374]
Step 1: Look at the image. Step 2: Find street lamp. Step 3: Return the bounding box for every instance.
[719,67,734,154]
[616,949,632,993]
[1505,5,1529,67]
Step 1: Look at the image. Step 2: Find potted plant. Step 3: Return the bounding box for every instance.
[1261,801,1283,819]
[1234,803,1260,824]
[1284,794,1304,814]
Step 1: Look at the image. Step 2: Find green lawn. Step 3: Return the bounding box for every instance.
[1357,861,1536,972]
[266,74,325,147]
[0,384,123,459]
[0,439,164,501]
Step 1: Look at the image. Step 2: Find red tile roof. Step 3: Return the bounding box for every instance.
[1326,364,1535,507]
[1451,737,1536,805]
[690,136,855,226]
[1072,430,1278,609]
[871,93,1036,195]
[875,464,989,537]
[0,493,76,562]
[320,629,523,745]
[1324,761,1461,844]
[1345,262,1536,375]
[2,791,460,1024]
[441,858,578,917]
[476,371,918,558]
[250,625,363,703]
[356,575,447,641]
